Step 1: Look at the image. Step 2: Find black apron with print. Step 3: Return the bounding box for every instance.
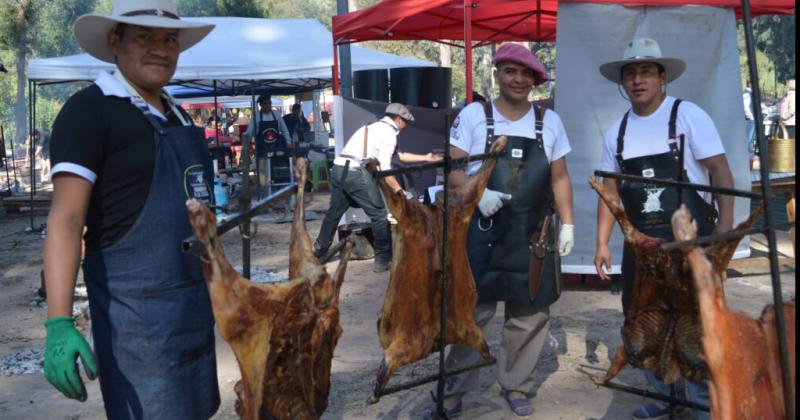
[616,99,717,314]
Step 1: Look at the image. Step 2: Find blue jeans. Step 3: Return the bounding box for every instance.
[645,370,710,420]
[746,119,756,155]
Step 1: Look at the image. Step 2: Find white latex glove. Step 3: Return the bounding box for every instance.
[478,188,512,218]
[558,224,575,256]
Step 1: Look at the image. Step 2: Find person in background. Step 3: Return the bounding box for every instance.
[42,1,219,417]
[594,38,734,420]
[743,80,756,154]
[283,103,311,145]
[313,103,440,272]
[780,79,795,139]
[37,129,51,182]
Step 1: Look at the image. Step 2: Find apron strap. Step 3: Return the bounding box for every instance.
[483,100,495,153]
[112,71,190,133]
[615,111,630,171]
[534,105,545,150]
[362,124,369,159]
[668,99,682,141]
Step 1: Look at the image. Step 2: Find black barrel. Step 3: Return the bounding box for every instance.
[353,69,390,102]
[390,67,452,109]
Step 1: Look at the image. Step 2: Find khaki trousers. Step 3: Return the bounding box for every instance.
[443,301,550,397]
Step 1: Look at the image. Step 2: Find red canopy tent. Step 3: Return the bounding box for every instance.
[331,0,794,102]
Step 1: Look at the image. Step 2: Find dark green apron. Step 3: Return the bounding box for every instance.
[468,102,562,307]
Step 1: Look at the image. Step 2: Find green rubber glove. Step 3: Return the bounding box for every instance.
[43,316,97,401]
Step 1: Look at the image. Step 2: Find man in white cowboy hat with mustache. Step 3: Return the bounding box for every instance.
[594,38,734,420]
[42,1,220,418]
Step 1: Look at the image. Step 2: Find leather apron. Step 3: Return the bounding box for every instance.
[82,79,220,420]
[256,111,290,183]
[468,103,561,307]
[617,99,717,314]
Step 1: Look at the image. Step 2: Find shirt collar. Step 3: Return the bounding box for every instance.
[380,116,400,133]
[94,71,169,121]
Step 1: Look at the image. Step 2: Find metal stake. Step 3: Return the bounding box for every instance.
[436,113,452,419]
[240,95,254,279]
[594,170,762,199]
[740,0,794,417]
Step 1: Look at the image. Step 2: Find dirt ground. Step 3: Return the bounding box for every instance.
[0,192,795,420]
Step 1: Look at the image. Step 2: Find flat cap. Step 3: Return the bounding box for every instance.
[385,103,415,122]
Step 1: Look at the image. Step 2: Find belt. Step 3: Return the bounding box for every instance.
[334,154,362,169]
[334,162,362,172]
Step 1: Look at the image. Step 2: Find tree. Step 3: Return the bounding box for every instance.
[33,0,95,58]
[216,0,260,17]
[752,15,795,88]
[175,0,216,16]
[0,0,39,144]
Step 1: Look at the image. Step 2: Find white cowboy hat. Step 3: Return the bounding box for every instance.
[599,38,686,84]
[74,0,214,63]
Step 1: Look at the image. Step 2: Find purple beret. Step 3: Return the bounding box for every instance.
[493,43,549,86]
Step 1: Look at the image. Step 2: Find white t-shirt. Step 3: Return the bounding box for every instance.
[333,117,399,170]
[599,96,725,203]
[450,102,572,175]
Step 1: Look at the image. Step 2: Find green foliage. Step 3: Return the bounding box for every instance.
[0,49,16,128]
[33,0,95,58]
[0,0,39,52]
[175,0,217,16]
[259,0,334,26]
[737,17,795,101]
[752,15,795,86]
[216,0,260,17]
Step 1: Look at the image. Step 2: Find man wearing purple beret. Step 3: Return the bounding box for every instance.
[423,43,575,419]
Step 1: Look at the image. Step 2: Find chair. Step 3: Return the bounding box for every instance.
[310,161,330,191]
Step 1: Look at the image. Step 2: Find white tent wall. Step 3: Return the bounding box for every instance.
[28,17,433,85]
[555,4,751,273]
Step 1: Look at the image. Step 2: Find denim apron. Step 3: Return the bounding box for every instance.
[468,103,561,307]
[617,99,717,314]
[82,78,219,419]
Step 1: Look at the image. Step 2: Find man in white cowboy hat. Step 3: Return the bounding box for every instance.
[593,38,734,420]
[42,1,220,418]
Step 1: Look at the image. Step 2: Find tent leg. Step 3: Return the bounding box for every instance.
[464,0,473,104]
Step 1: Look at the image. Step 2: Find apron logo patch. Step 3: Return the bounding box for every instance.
[262,128,279,144]
[642,188,665,213]
[184,164,213,205]
[511,148,524,159]
[642,168,655,178]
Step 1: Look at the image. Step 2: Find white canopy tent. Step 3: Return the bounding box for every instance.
[28,17,433,94]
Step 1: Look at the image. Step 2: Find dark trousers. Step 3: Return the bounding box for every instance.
[314,164,391,262]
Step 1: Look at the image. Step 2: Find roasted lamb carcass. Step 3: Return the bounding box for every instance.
[672,206,795,420]
[589,177,763,385]
[186,158,354,420]
[364,139,507,394]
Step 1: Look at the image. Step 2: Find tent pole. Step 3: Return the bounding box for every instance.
[336,0,353,98]
[213,80,220,148]
[333,43,340,96]
[536,0,542,40]
[464,0,473,104]
[1,125,9,192]
[27,80,35,232]
[740,0,794,418]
